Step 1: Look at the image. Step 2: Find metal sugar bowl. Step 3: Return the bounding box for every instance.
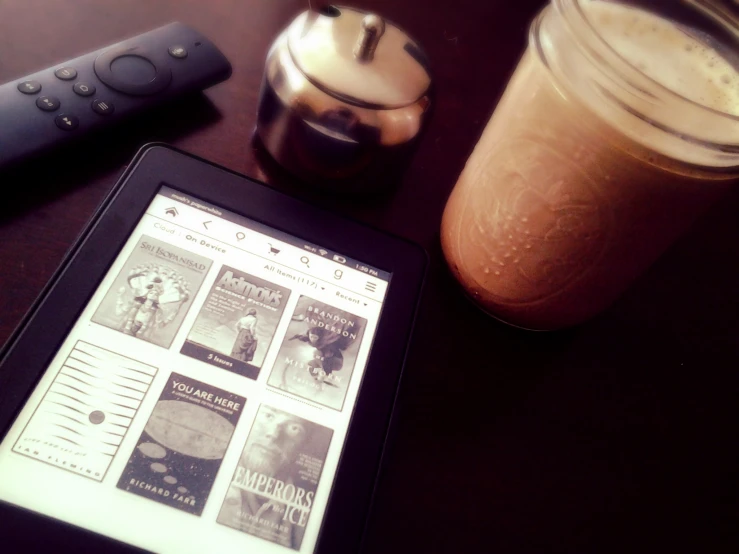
[256,5,433,192]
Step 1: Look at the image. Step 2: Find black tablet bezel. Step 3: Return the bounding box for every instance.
[0,144,426,553]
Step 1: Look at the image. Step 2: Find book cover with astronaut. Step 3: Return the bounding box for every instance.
[91,235,212,349]
[116,372,245,516]
[180,266,291,380]
[266,296,367,411]
[216,404,333,550]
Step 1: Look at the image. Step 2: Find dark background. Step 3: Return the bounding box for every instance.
[1,1,738,552]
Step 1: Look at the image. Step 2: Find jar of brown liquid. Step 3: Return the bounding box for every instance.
[442,0,739,330]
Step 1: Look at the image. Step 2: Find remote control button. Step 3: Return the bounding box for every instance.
[168,45,188,59]
[110,55,156,85]
[17,80,41,94]
[54,67,77,80]
[55,114,79,131]
[94,47,171,96]
[73,82,96,96]
[91,99,114,116]
[36,96,61,112]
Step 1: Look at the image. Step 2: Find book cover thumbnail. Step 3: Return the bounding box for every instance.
[180,266,291,380]
[267,296,367,410]
[91,235,212,349]
[117,373,245,516]
[217,405,333,550]
[12,341,157,481]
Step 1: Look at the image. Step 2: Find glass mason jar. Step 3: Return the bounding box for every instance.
[441,0,739,330]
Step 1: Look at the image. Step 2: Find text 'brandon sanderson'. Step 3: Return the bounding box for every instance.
[232,467,314,527]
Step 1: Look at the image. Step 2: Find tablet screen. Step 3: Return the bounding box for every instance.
[0,186,390,553]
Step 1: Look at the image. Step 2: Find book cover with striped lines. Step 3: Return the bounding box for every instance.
[12,341,157,481]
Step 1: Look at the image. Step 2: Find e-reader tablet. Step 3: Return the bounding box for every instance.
[0,144,426,553]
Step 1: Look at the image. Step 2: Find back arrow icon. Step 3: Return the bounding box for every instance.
[203,221,211,230]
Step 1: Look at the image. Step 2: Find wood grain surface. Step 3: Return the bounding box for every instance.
[1,1,738,552]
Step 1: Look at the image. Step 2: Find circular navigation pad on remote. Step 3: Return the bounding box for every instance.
[94,46,172,96]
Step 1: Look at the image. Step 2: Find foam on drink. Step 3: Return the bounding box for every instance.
[583,0,739,116]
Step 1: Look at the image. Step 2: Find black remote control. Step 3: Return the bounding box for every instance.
[0,22,232,169]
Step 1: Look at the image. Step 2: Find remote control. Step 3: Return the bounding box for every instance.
[0,22,232,169]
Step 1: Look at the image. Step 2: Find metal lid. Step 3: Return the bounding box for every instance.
[287,6,432,109]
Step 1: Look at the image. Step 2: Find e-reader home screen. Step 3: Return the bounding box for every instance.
[0,186,390,553]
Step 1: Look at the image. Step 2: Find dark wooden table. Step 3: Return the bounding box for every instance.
[1,1,738,552]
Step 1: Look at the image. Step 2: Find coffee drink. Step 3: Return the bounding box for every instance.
[441,0,739,330]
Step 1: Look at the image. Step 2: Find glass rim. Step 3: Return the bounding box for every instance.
[531,0,739,165]
[558,0,739,121]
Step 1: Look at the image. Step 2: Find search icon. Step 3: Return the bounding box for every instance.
[300,255,310,268]
[236,232,245,241]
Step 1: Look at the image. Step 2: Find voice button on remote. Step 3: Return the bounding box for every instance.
[168,45,187,59]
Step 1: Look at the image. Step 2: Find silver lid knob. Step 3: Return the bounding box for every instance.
[353,15,386,63]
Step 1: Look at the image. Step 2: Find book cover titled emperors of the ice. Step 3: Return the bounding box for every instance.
[92,235,212,349]
[116,373,245,516]
[180,265,291,380]
[217,405,333,550]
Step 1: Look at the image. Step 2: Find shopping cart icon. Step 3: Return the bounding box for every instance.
[268,243,280,255]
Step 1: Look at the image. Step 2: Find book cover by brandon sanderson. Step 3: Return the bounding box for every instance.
[91,235,212,349]
[116,373,245,516]
[217,405,333,550]
[180,266,291,380]
[267,296,367,410]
